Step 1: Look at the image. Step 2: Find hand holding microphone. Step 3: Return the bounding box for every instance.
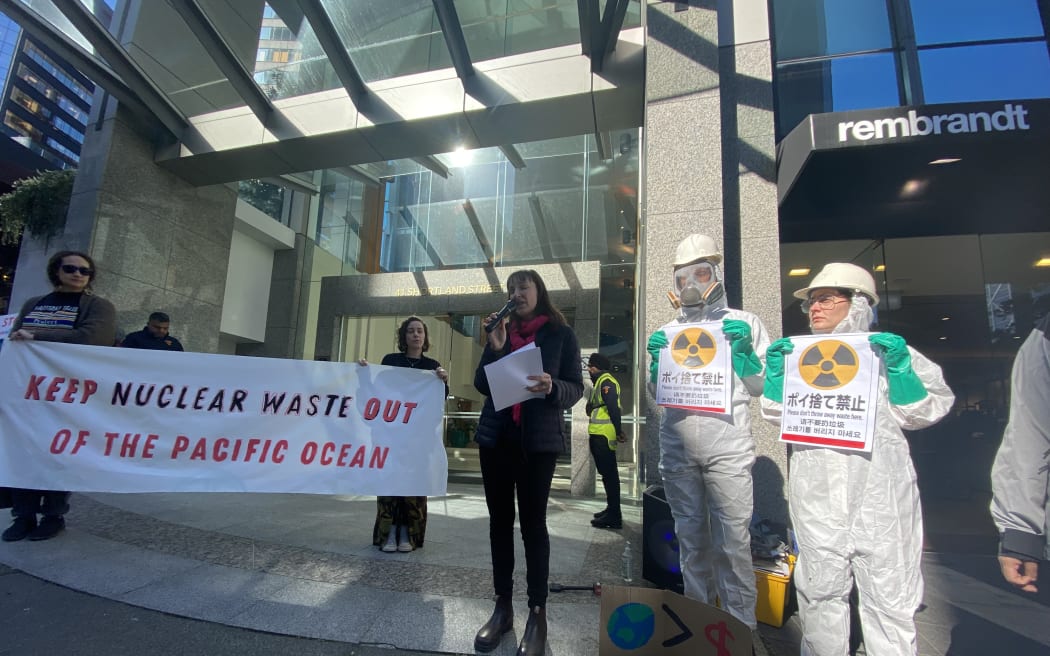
[485,298,517,333]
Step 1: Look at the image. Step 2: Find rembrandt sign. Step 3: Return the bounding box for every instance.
[836,102,1030,143]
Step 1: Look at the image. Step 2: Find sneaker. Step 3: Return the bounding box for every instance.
[397,524,413,552]
[591,515,622,529]
[2,516,37,542]
[28,516,64,541]
[381,529,398,552]
[592,508,609,519]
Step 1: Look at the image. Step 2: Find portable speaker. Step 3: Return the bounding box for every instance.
[641,484,683,593]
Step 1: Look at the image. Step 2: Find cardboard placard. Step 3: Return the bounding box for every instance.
[599,586,751,655]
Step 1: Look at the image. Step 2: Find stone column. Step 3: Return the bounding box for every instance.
[13,101,237,354]
[642,0,786,523]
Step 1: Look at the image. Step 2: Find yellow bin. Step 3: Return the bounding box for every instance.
[754,559,795,628]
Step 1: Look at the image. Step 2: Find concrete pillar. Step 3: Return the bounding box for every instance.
[13,101,237,354]
[642,0,786,523]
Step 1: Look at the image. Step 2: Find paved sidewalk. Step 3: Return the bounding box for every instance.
[0,485,1048,655]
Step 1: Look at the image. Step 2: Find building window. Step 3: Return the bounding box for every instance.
[272,50,290,63]
[259,26,273,40]
[22,42,92,105]
[4,110,41,140]
[771,0,892,61]
[910,0,1044,46]
[256,48,270,62]
[919,41,1050,103]
[10,88,46,117]
[776,52,900,138]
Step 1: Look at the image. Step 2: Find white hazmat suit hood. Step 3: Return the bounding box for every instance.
[762,290,954,655]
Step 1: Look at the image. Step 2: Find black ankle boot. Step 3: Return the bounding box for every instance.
[474,595,513,653]
[516,605,547,656]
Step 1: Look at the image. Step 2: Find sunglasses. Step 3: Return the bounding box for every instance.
[60,264,93,276]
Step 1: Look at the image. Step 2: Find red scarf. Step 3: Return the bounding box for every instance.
[509,315,549,425]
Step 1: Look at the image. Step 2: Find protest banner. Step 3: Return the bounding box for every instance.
[0,341,448,495]
[655,322,731,413]
[778,333,879,452]
[599,585,750,655]
[0,312,16,346]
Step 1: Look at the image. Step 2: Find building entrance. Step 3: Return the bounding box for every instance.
[333,300,587,487]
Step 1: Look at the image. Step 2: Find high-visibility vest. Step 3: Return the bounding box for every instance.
[588,372,621,449]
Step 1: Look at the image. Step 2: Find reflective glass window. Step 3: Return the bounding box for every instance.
[911,0,1044,46]
[776,53,900,138]
[919,42,1050,104]
[772,0,892,61]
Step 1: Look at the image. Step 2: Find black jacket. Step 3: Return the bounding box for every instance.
[122,328,184,351]
[473,321,584,453]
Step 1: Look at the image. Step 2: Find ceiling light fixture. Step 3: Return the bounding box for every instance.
[1035,257,1050,268]
[941,316,950,321]
[928,157,961,165]
[874,264,886,272]
[788,268,810,277]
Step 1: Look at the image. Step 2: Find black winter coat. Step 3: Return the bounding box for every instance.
[473,321,584,453]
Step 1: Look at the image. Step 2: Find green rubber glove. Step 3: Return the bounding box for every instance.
[647,330,668,384]
[869,332,928,405]
[762,337,795,403]
[722,318,763,379]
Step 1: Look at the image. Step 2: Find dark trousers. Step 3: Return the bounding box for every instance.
[480,439,558,608]
[11,489,70,518]
[588,434,621,517]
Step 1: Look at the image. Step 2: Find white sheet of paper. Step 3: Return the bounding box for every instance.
[484,342,546,411]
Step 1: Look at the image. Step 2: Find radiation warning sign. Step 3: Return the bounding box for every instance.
[656,323,731,414]
[779,333,878,452]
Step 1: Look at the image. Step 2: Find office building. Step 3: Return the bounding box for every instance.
[5,1,1049,554]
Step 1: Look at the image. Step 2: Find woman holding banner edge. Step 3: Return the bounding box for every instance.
[760,262,953,656]
[2,250,116,542]
[472,269,583,656]
[360,316,448,553]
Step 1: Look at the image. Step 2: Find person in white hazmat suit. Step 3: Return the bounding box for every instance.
[990,313,1050,593]
[761,263,954,656]
[646,234,770,628]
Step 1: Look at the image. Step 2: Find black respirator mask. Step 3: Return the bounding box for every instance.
[674,262,725,309]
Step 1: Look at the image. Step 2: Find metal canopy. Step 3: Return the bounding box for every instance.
[294,0,369,103]
[19,0,189,137]
[432,0,474,81]
[462,199,494,265]
[168,0,275,122]
[498,144,526,170]
[399,206,445,268]
[592,0,631,73]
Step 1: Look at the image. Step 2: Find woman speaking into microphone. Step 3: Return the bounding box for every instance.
[471,270,583,656]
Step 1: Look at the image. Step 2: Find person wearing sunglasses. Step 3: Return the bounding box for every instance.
[645,234,771,631]
[761,263,954,656]
[2,250,116,543]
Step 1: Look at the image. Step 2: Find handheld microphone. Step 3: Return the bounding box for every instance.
[485,299,517,333]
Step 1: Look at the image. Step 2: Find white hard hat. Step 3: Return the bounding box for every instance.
[793,262,879,306]
[673,234,722,267]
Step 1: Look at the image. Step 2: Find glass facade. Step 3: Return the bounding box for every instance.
[772,0,1050,137]
[311,128,640,481]
[773,1,1050,552]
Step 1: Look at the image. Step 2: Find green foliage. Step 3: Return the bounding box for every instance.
[238,178,285,219]
[0,169,76,245]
